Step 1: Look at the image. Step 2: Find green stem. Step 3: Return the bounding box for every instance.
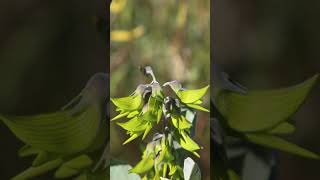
[162,163,168,178]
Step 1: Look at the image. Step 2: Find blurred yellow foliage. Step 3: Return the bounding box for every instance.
[110,0,127,14]
[111,26,145,42]
[176,2,188,28]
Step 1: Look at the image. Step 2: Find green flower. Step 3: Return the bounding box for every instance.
[112,83,164,144]
[111,84,147,121]
[164,81,209,112]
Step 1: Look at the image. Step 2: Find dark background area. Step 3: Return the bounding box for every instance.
[0,0,107,179]
[213,0,320,179]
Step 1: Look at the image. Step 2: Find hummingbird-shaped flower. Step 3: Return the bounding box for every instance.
[111,84,147,121]
[163,80,210,112]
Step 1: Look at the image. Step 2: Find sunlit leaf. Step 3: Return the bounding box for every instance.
[123,132,142,145]
[111,94,142,111]
[127,111,140,118]
[157,108,163,124]
[141,111,157,123]
[171,115,192,130]
[129,156,154,174]
[169,164,177,176]
[142,123,152,140]
[186,104,209,112]
[111,112,129,121]
[193,100,202,105]
[117,117,147,132]
[177,85,209,104]
[179,131,201,155]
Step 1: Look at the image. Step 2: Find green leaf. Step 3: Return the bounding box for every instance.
[111,94,142,111]
[141,111,157,123]
[267,122,295,135]
[18,145,40,157]
[157,108,163,124]
[246,133,320,159]
[142,123,152,140]
[177,85,209,104]
[129,156,154,174]
[171,115,192,130]
[111,112,129,121]
[55,166,79,179]
[127,111,140,118]
[54,155,93,179]
[32,151,59,167]
[193,100,202,105]
[169,164,177,176]
[147,97,163,122]
[123,132,142,145]
[117,117,147,132]
[63,155,93,169]
[32,151,48,166]
[12,159,63,180]
[179,131,201,155]
[0,102,102,154]
[216,75,319,132]
[186,104,209,112]
[110,165,140,180]
[155,137,173,164]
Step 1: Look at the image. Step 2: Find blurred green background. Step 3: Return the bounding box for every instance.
[213,0,320,179]
[0,0,107,179]
[110,0,210,179]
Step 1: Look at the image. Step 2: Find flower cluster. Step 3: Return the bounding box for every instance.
[111,66,209,179]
